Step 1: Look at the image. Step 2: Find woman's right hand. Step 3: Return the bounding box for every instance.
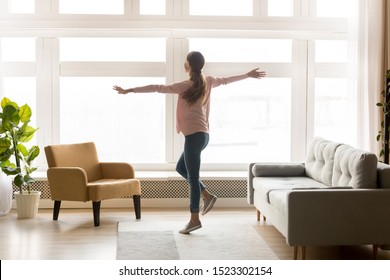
[113,85,129,94]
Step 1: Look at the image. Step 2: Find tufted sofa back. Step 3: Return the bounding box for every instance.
[305,137,342,186]
[305,137,379,189]
[332,144,378,189]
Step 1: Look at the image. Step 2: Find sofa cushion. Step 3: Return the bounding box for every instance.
[252,163,305,177]
[377,162,390,189]
[253,176,329,203]
[305,137,342,186]
[332,145,378,189]
[269,190,289,217]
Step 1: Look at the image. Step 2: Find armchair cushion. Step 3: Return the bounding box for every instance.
[88,179,141,201]
[45,142,102,182]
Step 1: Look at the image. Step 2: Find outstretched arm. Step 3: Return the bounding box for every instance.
[113,81,191,95]
[210,68,266,87]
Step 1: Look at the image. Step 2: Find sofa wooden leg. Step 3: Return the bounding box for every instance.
[301,246,306,260]
[92,201,101,227]
[373,245,379,259]
[133,195,141,219]
[293,246,306,260]
[293,247,298,260]
[53,200,61,220]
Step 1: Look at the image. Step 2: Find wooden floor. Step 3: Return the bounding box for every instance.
[1,207,389,260]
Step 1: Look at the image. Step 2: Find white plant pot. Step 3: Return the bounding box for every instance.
[14,191,41,219]
[0,173,13,216]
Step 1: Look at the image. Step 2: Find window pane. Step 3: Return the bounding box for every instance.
[1,77,37,144]
[190,0,252,16]
[317,0,357,18]
[203,78,291,163]
[268,0,293,17]
[190,39,292,63]
[59,0,124,14]
[140,0,165,15]
[60,77,166,163]
[314,78,356,146]
[8,0,35,14]
[315,40,348,63]
[0,38,36,62]
[60,38,166,62]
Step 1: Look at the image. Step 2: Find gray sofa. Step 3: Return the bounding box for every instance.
[247,137,390,259]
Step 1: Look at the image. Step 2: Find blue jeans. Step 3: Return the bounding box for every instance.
[176,132,209,213]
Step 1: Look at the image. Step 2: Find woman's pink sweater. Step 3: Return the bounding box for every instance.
[132,73,249,136]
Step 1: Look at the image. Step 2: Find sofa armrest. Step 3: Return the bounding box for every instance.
[247,163,256,205]
[100,162,135,179]
[247,162,305,205]
[251,162,305,177]
[286,189,390,246]
[47,167,88,201]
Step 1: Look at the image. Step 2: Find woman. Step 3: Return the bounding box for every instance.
[113,51,266,234]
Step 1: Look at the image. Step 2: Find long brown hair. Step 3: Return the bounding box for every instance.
[182,51,207,105]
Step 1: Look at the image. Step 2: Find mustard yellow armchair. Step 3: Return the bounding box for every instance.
[44,142,141,226]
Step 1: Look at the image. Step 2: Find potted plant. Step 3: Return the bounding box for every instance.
[0,97,40,218]
[376,69,390,163]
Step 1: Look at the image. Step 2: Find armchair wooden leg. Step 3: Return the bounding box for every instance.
[373,245,379,259]
[133,195,141,219]
[53,200,61,221]
[92,201,101,227]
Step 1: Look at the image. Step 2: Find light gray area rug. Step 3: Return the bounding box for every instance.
[117,230,180,260]
[117,220,278,260]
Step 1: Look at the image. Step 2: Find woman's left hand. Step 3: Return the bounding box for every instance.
[248,68,266,79]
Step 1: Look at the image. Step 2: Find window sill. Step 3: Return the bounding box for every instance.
[32,170,247,181]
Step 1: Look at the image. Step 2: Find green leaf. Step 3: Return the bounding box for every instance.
[1,97,11,109]
[14,174,24,188]
[2,166,20,176]
[377,102,383,107]
[19,104,32,123]
[17,143,28,157]
[26,146,40,164]
[2,104,20,131]
[26,167,37,174]
[0,137,12,155]
[23,174,35,185]
[18,126,38,143]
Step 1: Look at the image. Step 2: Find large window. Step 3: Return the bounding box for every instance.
[189,0,253,16]
[0,38,36,146]
[189,38,292,163]
[59,0,124,15]
[0,0,359,170]
[59,38,167,162]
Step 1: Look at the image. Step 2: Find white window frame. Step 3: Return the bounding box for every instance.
[0,0,355,172]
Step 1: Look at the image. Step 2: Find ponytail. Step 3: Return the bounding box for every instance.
[183,51,206,105]
[183,72,207,105]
